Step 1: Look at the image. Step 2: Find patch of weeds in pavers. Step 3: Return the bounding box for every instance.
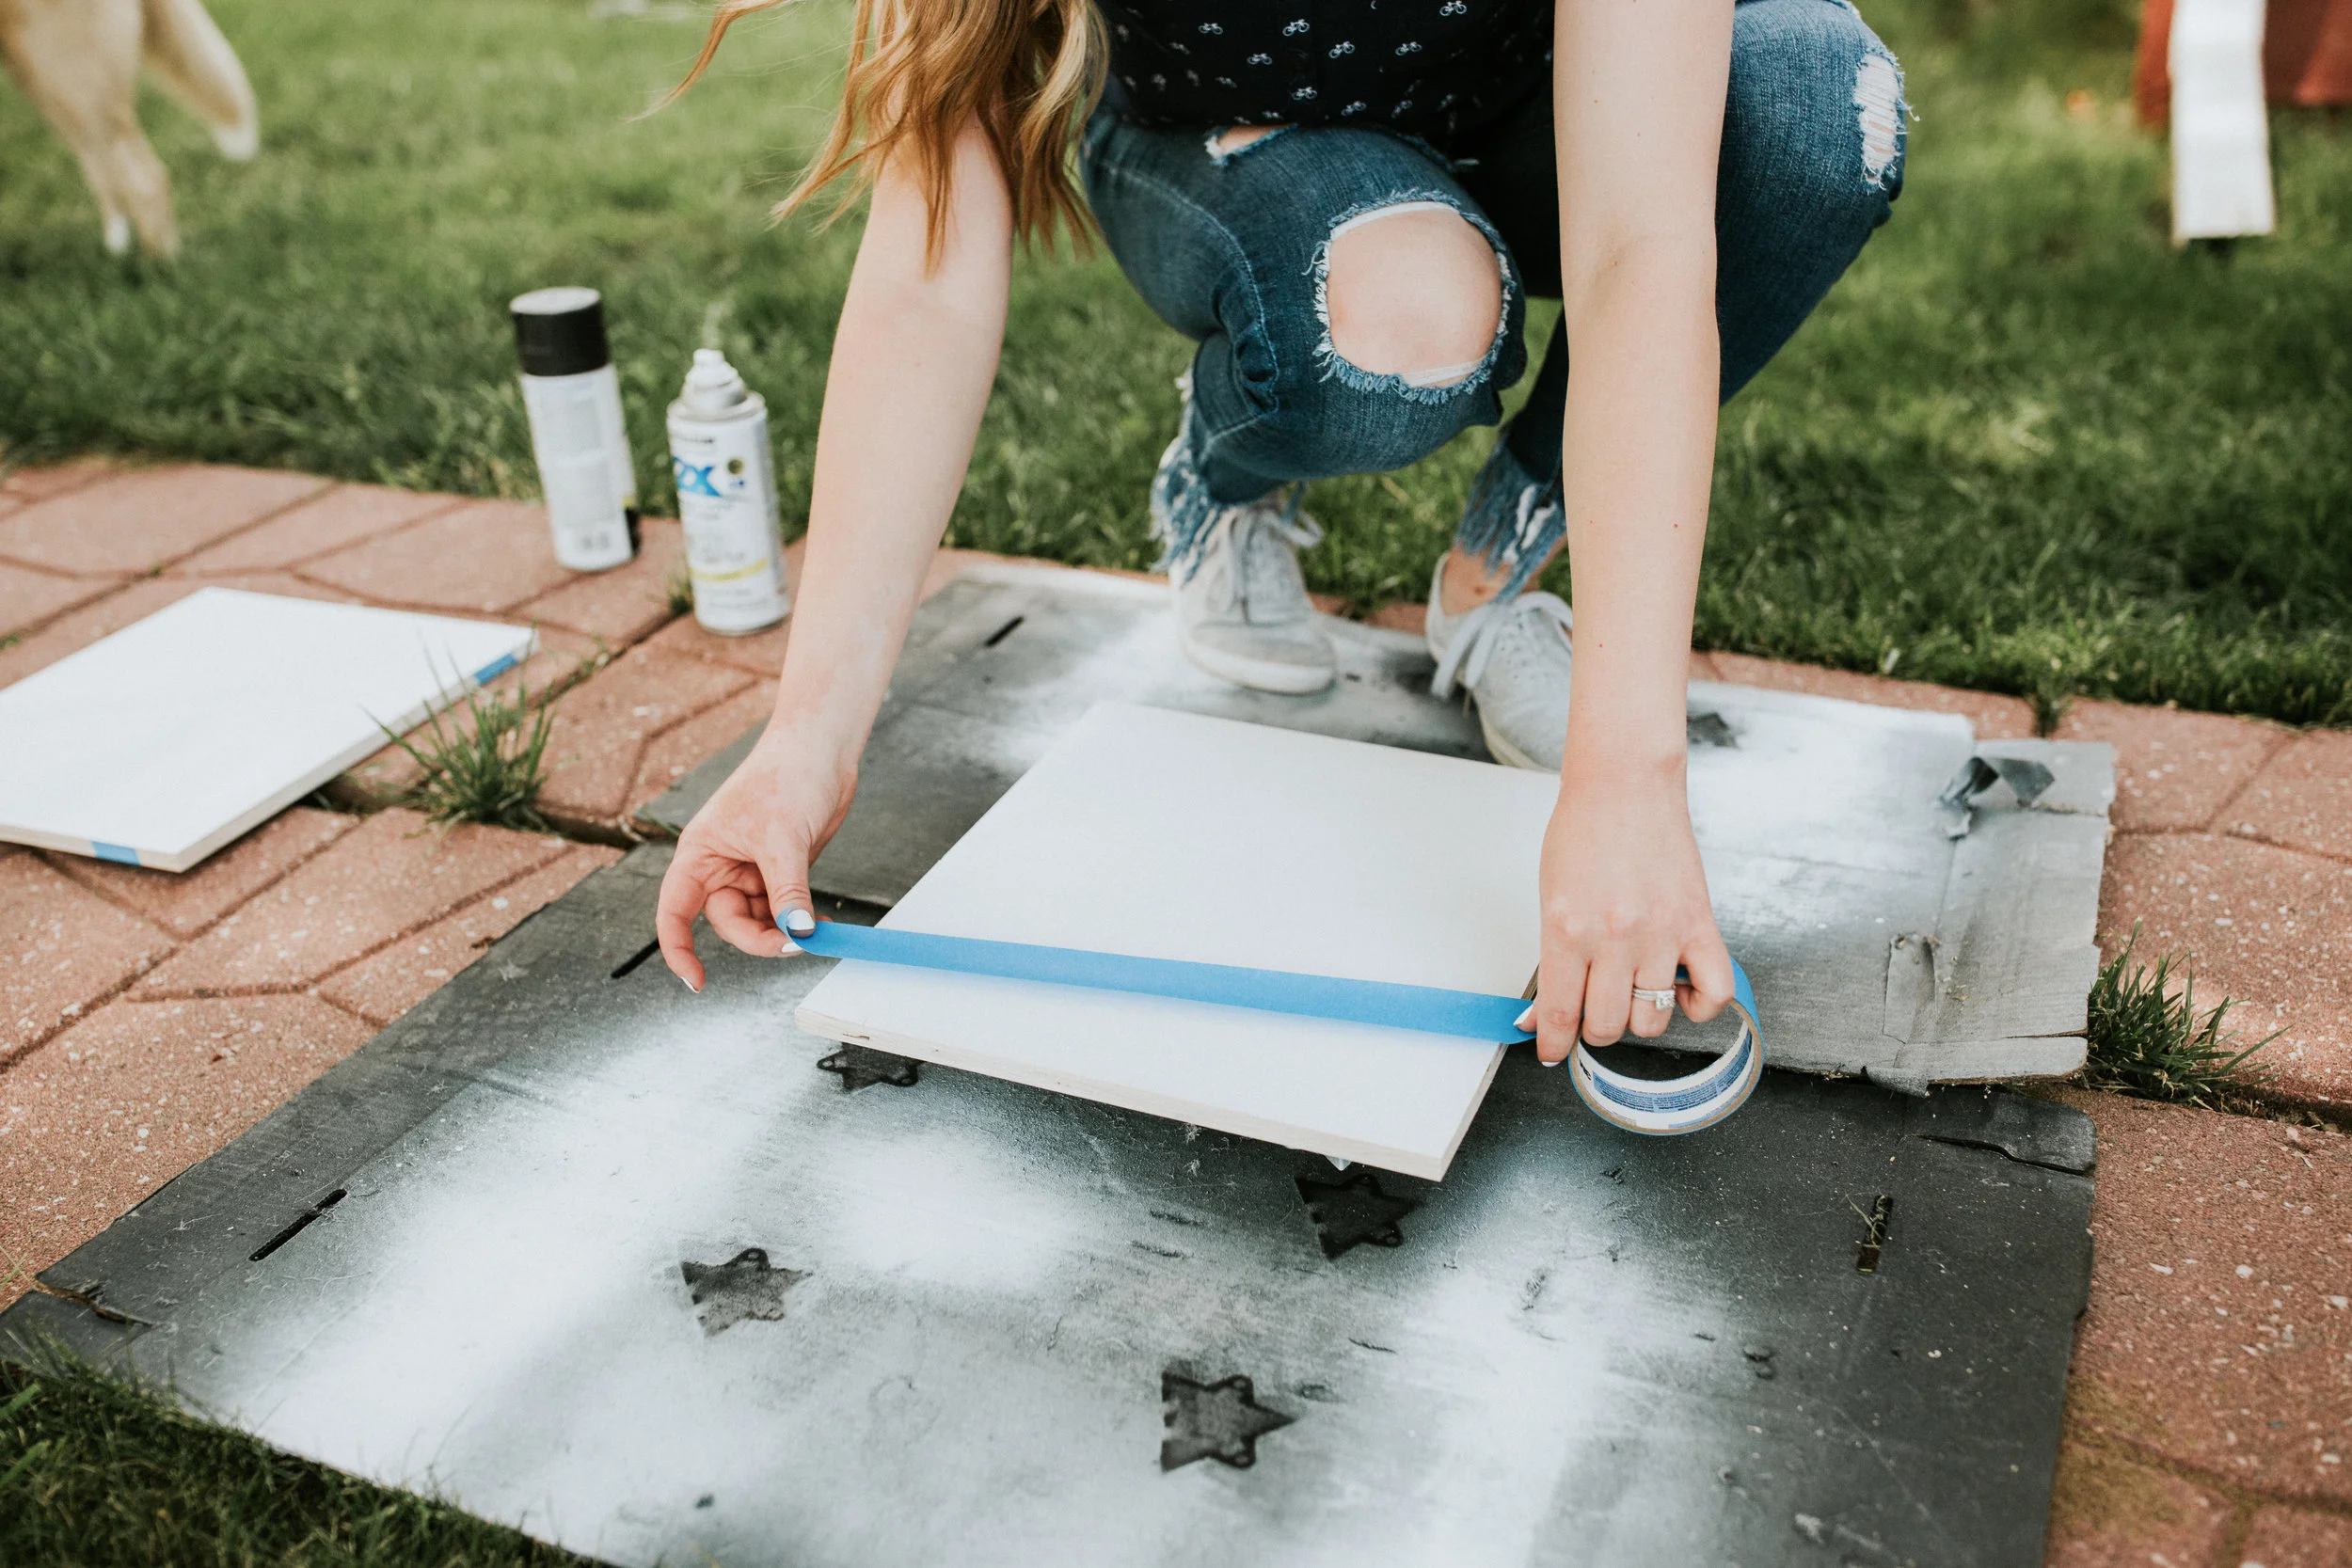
[662,559,695,620]
[377,664,554,832]
[2082,926,2278,1111]
[0,1346,586,1568]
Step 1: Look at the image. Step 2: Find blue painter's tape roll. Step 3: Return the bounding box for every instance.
[792,922,1764,1135]
[1567,968,1764,1138]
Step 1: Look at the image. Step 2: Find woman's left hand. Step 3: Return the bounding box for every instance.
[1525,760,1734,1064]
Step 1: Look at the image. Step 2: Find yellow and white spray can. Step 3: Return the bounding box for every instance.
[666,348,789,636]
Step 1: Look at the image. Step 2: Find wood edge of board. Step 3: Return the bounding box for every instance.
[791,1001,1498,1182]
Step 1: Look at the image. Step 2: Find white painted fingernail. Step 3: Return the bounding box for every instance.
[777,940,801,957]
[1539,1054,1560,1069]
[784,908,817,937]
[1514,1006,1534,1033]
[681,974,700,994]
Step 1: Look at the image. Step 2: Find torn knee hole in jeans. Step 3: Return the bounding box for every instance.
[1397,360,1486,388]
[1853,51,1904,188]
[1204,123,1289,165]
[1313,199,1511,397]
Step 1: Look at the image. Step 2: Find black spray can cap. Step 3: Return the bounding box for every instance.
[511,286,612,377]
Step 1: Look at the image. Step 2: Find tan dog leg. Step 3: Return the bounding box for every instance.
[0,0,178,256]
[141,0,258,159]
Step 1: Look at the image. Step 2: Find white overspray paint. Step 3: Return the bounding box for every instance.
[144,950,1714,1566]
[202,1004,813,1526]
[811,1128,1114,1292]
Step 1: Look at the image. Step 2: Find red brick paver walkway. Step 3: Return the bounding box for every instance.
[4,461,2350,1562]
[2042,1090,2352,1565]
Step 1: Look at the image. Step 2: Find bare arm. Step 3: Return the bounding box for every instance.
[1528,0,1739,1057]
[658,127,1011,989]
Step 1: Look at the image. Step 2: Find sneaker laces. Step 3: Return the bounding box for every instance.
[1193,489,1325,621]
[1430,590,1572,699]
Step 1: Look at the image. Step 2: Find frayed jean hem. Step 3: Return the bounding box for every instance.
[1452,437,1563,602]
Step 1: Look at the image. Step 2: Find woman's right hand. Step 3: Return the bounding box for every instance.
[649,117,1012,993]
[655,725,858,991]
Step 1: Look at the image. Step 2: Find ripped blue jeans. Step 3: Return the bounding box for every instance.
[1080,0,1907,593]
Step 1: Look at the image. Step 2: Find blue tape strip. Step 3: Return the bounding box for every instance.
[795,922,1766,1136]
[91,842,141,866]
[471,651,520,686]
[795,923,1534,1042]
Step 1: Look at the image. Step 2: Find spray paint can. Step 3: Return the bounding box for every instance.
[512,286,639,573]
[666,349,789,635]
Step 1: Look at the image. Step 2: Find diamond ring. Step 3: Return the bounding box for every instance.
[1630,986,1676,1011]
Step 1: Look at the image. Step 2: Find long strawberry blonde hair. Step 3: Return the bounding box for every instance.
[674,0,1105,262]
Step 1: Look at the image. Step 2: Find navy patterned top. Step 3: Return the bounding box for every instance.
[1097,0,1555,143]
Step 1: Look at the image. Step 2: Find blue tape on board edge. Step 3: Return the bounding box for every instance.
[795,922,1532,1040]
[91,842,141,866]
[792,922,1766,1135]
[470,651,521,686]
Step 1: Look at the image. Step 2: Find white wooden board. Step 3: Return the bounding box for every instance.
[0,588,534,871]
[796,703,1561,1180]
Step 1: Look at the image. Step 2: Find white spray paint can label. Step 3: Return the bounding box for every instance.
[512,286,639,572]
[667,349,789,635]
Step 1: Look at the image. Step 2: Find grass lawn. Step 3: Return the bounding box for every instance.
[0,0,2347,721]
[0,1354,581,1566]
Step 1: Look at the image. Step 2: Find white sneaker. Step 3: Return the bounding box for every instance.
[1152,427,1336,695]
[1424,558,1573,769]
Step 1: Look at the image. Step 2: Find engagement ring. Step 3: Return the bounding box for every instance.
[1631,986,1676,1011]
